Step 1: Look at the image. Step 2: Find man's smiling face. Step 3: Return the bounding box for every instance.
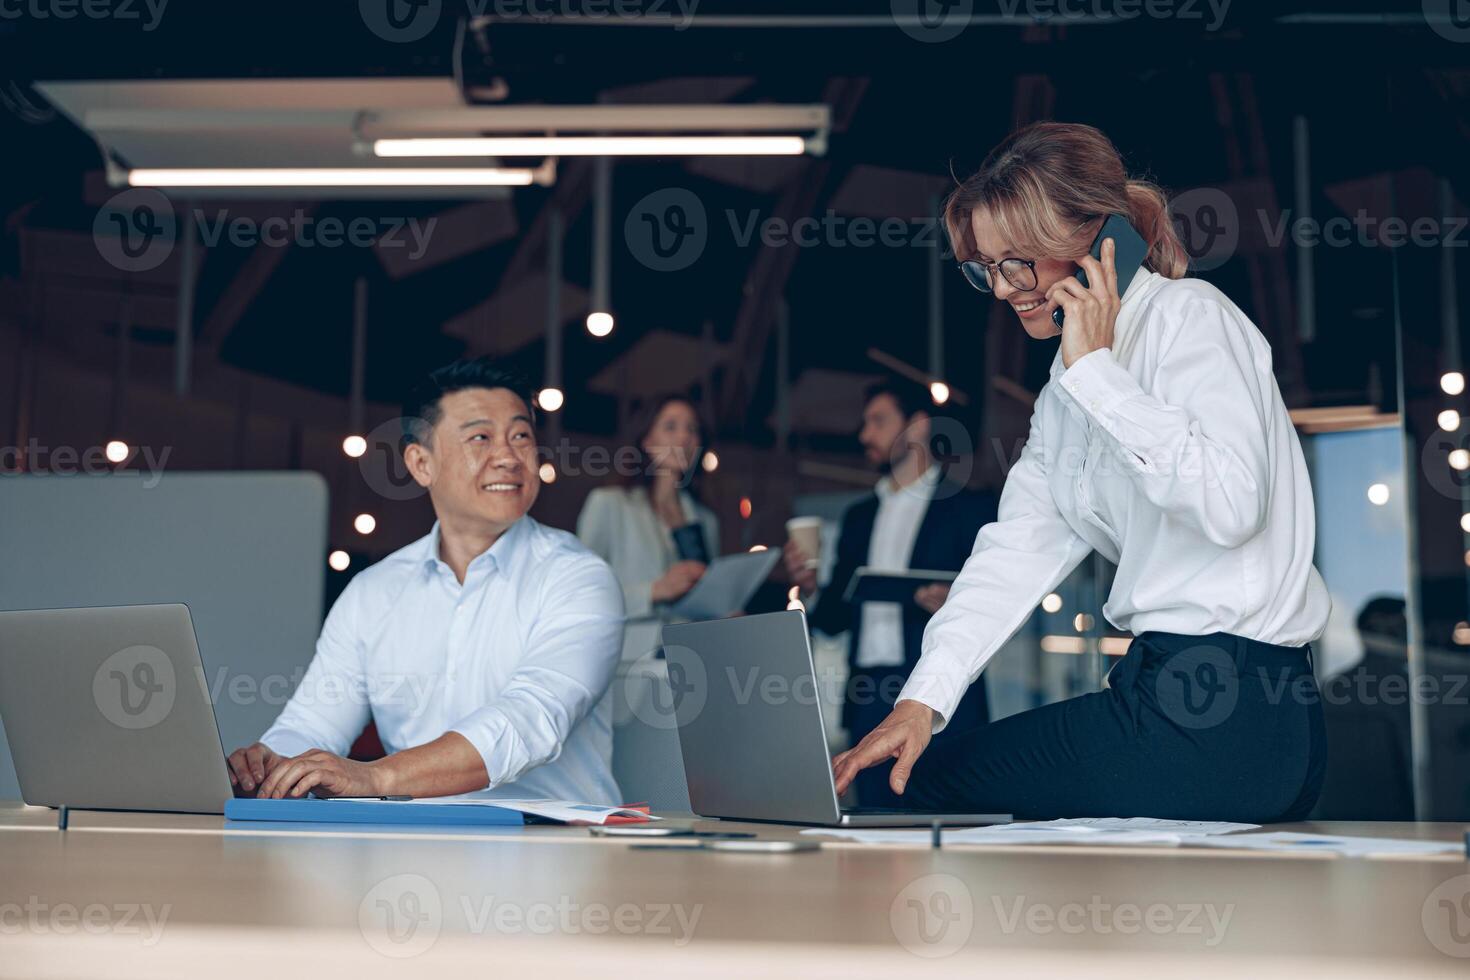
[409,387,541,533]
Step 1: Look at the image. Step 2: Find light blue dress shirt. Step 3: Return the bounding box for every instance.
[260,516,626,803]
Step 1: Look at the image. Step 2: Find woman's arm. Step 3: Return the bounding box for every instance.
[1054,294,1272,548]
[576,488,657,619]
[899,409,1094,732]
[834,407,1091,794]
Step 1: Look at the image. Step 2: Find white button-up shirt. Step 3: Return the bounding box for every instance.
[261,516,625,803]
[902,270,1331,730]
[856,465,940,669]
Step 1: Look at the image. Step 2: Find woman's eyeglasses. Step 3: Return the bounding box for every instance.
[957,257,1039,294]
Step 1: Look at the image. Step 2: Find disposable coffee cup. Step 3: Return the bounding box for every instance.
[786,517,822,569]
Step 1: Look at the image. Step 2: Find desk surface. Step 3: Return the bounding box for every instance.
[3,803,1468,978]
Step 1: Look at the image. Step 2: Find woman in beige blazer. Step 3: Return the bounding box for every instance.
[577,396,720,645]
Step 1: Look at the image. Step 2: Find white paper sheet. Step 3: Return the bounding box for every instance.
[804,816,1257,847]
[328,795,659,825]
[668,549,781,621]
[1191,832,1462,857]
[804,821,1459,857]
[1006,817,1260,836]
[803,827,1185,847]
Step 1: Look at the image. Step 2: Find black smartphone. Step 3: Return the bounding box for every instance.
[1052,214,1150,330]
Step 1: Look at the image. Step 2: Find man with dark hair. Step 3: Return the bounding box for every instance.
[226,358,626,803]
[784,376,996,806]
[400,360,538,448]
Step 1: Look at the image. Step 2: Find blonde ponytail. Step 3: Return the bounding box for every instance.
[1124,179,1188,279]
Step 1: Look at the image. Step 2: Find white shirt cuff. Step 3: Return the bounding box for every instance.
[259,729,317,760]
[896,660,972,735]
[1055,347,1144,430]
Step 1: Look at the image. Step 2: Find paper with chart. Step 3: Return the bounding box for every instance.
[1192,832,1462,857]
[805,820,1461,857]
[804,817,1261,847]
[1015,817,1260,836]
[804,826,1187,846]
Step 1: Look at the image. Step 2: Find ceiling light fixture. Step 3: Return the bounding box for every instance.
[374,135,809,157]
[359,104,830,160]
[125,167,547,188]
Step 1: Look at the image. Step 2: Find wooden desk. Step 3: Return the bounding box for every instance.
[2,803,1467,978]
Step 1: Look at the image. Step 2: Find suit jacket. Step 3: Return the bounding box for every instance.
[808,477,998,730]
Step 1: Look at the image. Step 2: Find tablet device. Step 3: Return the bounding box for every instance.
[841,567,958,605]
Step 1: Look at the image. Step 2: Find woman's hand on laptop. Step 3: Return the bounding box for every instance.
[226,742,283,796]
[831,700,936,797]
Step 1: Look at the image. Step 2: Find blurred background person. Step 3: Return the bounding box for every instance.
[784,377,997,806]
[578,394,720,660]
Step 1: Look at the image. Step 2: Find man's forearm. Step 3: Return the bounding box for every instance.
[372,731,490,798]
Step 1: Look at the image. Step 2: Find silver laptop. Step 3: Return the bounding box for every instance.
[662,610,1009,828]
[0,604,234,814]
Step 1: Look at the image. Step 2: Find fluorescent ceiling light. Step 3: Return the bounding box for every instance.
[126,167,538,188]
[374,135,809,157]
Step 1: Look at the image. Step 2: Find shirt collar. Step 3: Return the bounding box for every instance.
[420,516,530,579]
[877,463,941,501]
[1049,268,1166,381]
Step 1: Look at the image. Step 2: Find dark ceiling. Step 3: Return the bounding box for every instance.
[2,1,1467,450]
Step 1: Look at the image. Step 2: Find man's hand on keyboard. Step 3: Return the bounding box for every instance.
[256,749,387,800]
[226,742,283,796]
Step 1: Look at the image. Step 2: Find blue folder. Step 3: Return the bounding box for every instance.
[225,797,525,826]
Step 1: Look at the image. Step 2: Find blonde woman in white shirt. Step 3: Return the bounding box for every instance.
[577,396,721,651]
[833,122,1331,823]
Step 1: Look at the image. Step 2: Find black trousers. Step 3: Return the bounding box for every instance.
[904,631,1329,823]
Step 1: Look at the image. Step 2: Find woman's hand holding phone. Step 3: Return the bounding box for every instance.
[1049,236,1123,369]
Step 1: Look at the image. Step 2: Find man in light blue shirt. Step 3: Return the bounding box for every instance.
[226,359,625,803]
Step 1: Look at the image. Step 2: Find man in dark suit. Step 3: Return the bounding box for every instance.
[784,377,997,806]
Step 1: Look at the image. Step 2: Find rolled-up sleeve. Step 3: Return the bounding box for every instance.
[449,555,625,789]
[1054,298,1272,549]
[900,405,1093,732]
[259,581,372,759]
